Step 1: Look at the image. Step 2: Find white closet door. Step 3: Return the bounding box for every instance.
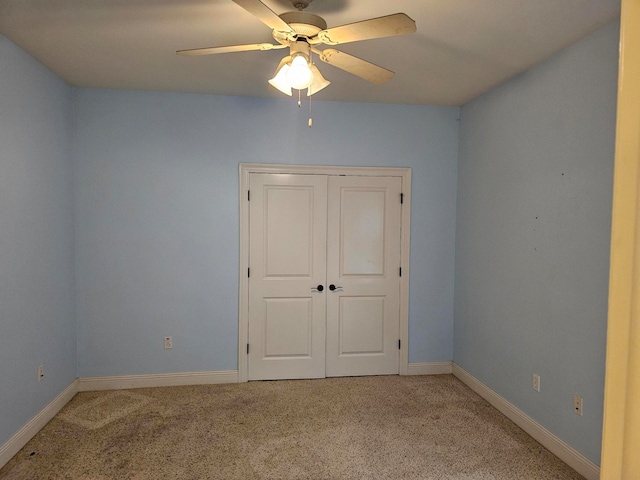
[247,173,401,380]
[248,173,328,380]
[325,175,402,377]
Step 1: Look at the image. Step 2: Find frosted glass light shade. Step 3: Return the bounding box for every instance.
[287,55,313,90]
[308,64,330,96]
[268,59,293,96]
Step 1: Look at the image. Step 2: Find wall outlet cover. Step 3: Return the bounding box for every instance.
[574,395,583,416]
[532,374,540,392]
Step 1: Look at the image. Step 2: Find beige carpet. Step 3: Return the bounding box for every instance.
[0,375,584,479]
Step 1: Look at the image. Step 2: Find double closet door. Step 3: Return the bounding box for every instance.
[248,173,402,380]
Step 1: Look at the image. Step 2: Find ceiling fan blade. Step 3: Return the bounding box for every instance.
[233,0,295,35]
[176,43,287,56]
[315,49,394,85]
[317,13,416,45]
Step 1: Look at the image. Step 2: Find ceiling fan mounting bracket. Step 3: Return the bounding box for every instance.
[291,0,313,10]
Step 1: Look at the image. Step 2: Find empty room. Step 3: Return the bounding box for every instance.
[1,0,638,478]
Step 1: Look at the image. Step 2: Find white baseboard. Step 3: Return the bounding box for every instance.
[406,361,453,375]
[0,379,78,470]
[77,370,239,391]
[452,363,600,480]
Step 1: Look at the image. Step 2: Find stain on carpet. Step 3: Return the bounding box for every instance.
[59,391,152,430]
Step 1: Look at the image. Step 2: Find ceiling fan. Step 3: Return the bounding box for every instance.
[176,0,417,97]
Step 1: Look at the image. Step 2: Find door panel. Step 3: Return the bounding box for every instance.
[339,296,385,355]
[264,187,314,277]
[326,176,402,377]
[248,174,327,380]
[341,189,386,275]
[263,298,312,357]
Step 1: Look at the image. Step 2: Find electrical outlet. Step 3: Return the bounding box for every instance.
[532,374,540,392]
[574,395,583,416]
[164,336,172,349]
[38,365,45,382]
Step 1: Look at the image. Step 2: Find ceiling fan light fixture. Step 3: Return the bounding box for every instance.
[286,53,314,90]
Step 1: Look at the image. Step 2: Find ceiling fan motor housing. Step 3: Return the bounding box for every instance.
[279,11,327,37]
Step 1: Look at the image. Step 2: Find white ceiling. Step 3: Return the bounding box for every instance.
[0,0,620,105]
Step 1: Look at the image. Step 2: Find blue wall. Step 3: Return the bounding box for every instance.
[73,90,459,376]
[0,37,76,446]
[454,20,619,464]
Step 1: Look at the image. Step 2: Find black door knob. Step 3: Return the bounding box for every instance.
[329,284,343,291]
[316,284,324,292]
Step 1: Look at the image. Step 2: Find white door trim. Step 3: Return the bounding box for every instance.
[239,163,412,382]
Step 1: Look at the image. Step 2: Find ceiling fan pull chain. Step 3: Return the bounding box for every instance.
[307,50,313,127]
[298,89,302,107]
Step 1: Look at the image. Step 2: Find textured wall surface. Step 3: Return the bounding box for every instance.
[0,36,76,447]
[73,90,459,376]
[455,20,619,463]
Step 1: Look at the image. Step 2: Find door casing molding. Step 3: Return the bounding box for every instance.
[239,163,412,382]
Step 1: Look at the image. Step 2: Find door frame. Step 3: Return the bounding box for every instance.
[600,1,640,475]
[238,163,412,383]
